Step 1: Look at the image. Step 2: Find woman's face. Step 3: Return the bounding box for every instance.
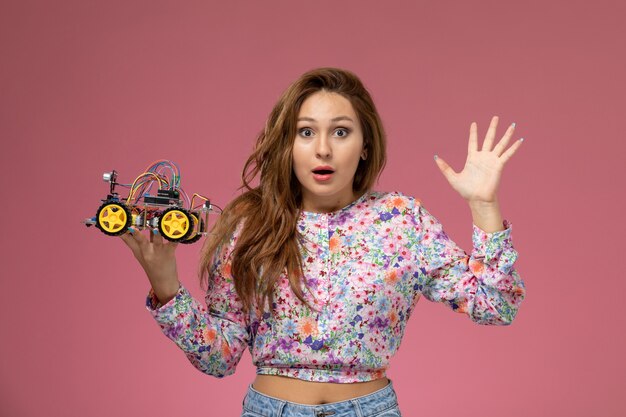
[292,90,366,213]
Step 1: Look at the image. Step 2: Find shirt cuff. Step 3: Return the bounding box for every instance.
[471,219,513,262]
[146,283,184,312]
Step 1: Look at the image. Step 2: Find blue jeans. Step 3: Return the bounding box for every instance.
[241,378,402,417]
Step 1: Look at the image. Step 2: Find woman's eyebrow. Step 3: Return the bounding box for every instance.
[297,116,354,123]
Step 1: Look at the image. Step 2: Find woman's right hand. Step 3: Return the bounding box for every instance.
[119,227,181,305]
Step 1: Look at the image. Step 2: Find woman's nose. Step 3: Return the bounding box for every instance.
[315,135,332,158]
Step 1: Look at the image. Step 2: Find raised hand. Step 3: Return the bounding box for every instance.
[434,115,523,203]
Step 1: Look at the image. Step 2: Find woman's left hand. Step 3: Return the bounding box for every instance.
[434,115,523,204]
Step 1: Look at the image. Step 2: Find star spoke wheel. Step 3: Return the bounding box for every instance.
[180,212,205,244]
[95,201,132,236]
[158,207,193,242]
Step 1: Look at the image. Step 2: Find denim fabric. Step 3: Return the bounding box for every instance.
[241,379,402,417]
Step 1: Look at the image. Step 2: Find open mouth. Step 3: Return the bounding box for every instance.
[312,169,334,175]
[312,168,334,181]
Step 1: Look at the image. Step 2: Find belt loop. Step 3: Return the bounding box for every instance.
[275,400,287,417]
[350,399,363,417]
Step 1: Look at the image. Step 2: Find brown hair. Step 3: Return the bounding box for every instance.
[198,67,387,316]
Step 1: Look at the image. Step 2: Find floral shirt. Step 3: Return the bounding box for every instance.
[146,190,526,383]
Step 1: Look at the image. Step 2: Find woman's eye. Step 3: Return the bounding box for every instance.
[299,128,313,137]
[336,128,350,137]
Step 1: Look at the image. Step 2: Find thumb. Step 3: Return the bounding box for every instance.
[434,155,456,183]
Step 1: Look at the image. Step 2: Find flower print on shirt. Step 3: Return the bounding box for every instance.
[146,190,526,383]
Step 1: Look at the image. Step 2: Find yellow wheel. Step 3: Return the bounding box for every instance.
[158,207,193,242]
[96,201,131,236]
[181,212,204,244]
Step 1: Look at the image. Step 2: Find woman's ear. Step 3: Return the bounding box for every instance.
[361,148,368,160]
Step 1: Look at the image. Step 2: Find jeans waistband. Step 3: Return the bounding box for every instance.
[242,378,399,417]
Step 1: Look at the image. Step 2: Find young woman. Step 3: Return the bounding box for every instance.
[120,67,526,417]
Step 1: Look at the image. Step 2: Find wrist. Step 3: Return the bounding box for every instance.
[154,280,181,305]
[469,200,505,233]
[468,198,500,210]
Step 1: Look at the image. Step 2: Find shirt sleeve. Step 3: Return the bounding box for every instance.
[145,227,251,377]
[409,198,526,325]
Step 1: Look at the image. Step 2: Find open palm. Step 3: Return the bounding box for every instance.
[435,116,523,203]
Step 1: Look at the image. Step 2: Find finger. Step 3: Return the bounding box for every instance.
[119,231,140,252]
[493,122,516,156]
[150,228,164,245]
[468,122,478,154]
[500,137,524,164]
[481,115,499,152]
[127,226,148,244]
[434,155,456,184]
[167,241,180,253]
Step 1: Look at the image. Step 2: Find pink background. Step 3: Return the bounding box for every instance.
[1,0,624,416]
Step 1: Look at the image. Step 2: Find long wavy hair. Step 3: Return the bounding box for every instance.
[198,67,387,316]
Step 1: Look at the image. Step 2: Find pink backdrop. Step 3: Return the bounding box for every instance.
[1,0,624,416]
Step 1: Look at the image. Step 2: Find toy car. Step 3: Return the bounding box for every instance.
[83,160,219,244]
